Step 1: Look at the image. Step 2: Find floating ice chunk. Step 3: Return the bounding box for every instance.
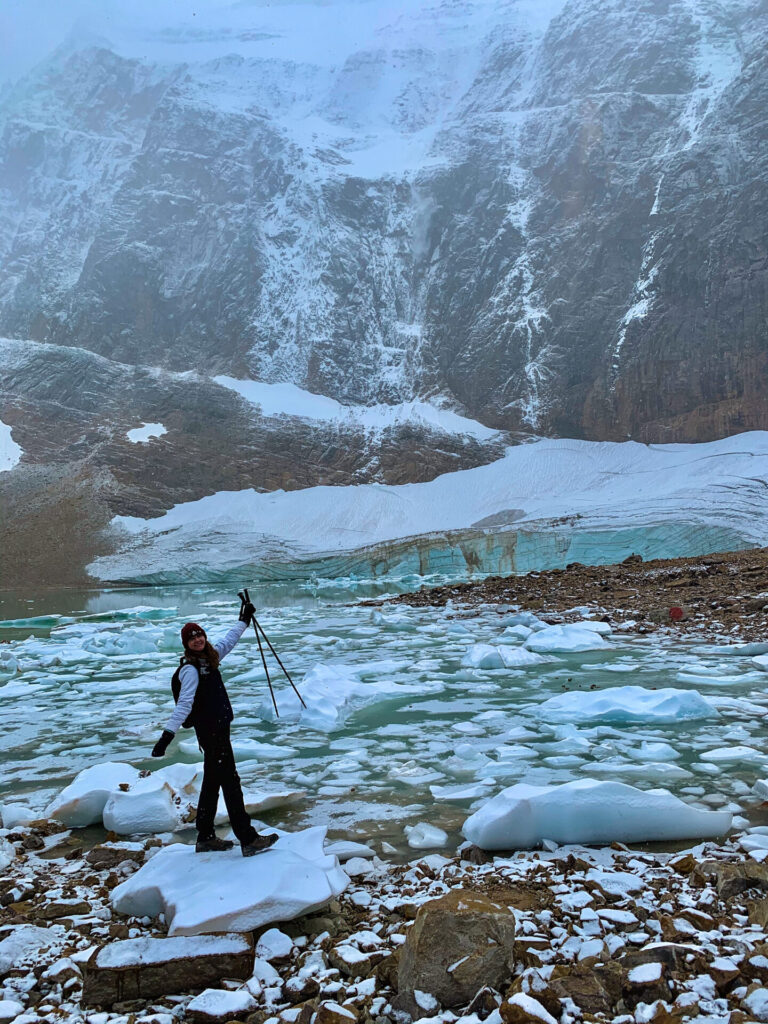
[461,644,504,669]
[693,642,768,657]
[753,655,768,672]
[524,625,610,654]
[462,643,549,669]
[430,782,493,802]
[389,761,443,786]
[498,646,551,668]
[216,788,305,825]
[701,745,767,763]
[256,660,415,731]
[532,686,716,724]
[0,805,36,828]
[230,739,299,761]
[575,620,612,635]
[635,741,682,762]
[46,762,140,827]
[753,779,768,801]
[111,826,349,935]
[462,779,732,850]
[503,625,533,640]
[82,628,159,656]
[404,822,448,849]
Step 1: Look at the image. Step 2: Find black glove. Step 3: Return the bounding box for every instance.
[151,730,174,758]
[239,600,256,624]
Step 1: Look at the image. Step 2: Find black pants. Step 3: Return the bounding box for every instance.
[195,726,257,845]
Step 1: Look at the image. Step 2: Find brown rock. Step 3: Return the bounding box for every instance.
[749,898,768,928]
[691,859,768,900]
[548,962,624,1016]
[284,976,321,1004]
[313,1001,358,1024]
[81,934,254,1007]
[621,943,707,977]
[328,947,371,979]
[37,900,91,920]
[85,846,145,871]
[500,995,556,1024]
[622,962,670,1008]
[466,986,501,1019]
[395,890,516,1018]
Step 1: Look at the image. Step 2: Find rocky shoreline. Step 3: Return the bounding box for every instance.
[4,818,768,1024]
[377,547,768,641]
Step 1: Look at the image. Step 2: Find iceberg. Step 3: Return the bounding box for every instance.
[531,685,716,724]
[462,779,732,850]
[111,827,349,935]
[524,624,610,654]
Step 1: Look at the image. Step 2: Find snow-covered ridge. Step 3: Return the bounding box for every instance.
[214,376,499,441]
[90,432,768,582]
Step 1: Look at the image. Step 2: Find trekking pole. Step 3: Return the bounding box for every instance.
[239,590,279,719]
[240,589,307,710]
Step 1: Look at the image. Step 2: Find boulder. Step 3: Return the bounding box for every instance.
[548,962,625,1016]
[500,994,558,1024]
[81,934,253,1007]
[395,889,516,1017]
[314,1001,358,1024]
[691,859,768,900]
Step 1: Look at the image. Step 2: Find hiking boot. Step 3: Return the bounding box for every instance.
[241,832,279,857]
[195,836,235,853]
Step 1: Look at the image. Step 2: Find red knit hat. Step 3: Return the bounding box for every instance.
[181,622,206,647]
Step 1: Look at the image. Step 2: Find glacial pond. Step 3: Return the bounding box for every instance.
[2,575,767,852]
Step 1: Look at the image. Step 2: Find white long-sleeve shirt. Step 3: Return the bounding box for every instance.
[164,620,248,734]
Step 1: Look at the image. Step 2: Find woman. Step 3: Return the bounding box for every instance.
[151,599,278,856]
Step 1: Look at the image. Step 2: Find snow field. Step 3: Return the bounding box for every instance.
[4,588,768,847]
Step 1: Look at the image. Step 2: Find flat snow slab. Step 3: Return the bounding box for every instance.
[95,933,251,968]
[462,779,732,849]
[111,826,349,935]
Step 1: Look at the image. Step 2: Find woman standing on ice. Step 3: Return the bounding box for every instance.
[150,600,278,857]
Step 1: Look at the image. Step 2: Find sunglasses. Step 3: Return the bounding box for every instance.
[188,629,206,639]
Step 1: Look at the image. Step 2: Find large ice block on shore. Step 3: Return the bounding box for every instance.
[45,762,140,827]
[111,827,349,935]
[462,779,732,850]
[531,685,716,724]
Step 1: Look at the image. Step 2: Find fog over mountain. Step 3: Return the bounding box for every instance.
[1,0,767,583]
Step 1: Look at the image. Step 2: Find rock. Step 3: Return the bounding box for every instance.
[85,846,145,870]
[691,859,768,899]
[622,962,670,1008]
[548,962,625,1017]
[187,987,257,1022]
[466,986,502,1019]
[395,889,516,1017]
[36,900,91,920]
[500,995,557,1024]
[81,934,254,1007]
[284,976,320,1004]
[328,945,372,979]
[749,898,768,928]
[460,845,494,866]
[314,1001,358,1024]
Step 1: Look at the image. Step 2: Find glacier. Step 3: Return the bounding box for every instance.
[90,432,768,584]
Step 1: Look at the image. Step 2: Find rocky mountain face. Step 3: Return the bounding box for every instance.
[1,0,767,583]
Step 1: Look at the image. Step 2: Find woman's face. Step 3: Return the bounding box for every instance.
[188,633,206,652]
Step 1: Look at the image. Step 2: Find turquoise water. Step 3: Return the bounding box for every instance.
[1,576,767,851]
